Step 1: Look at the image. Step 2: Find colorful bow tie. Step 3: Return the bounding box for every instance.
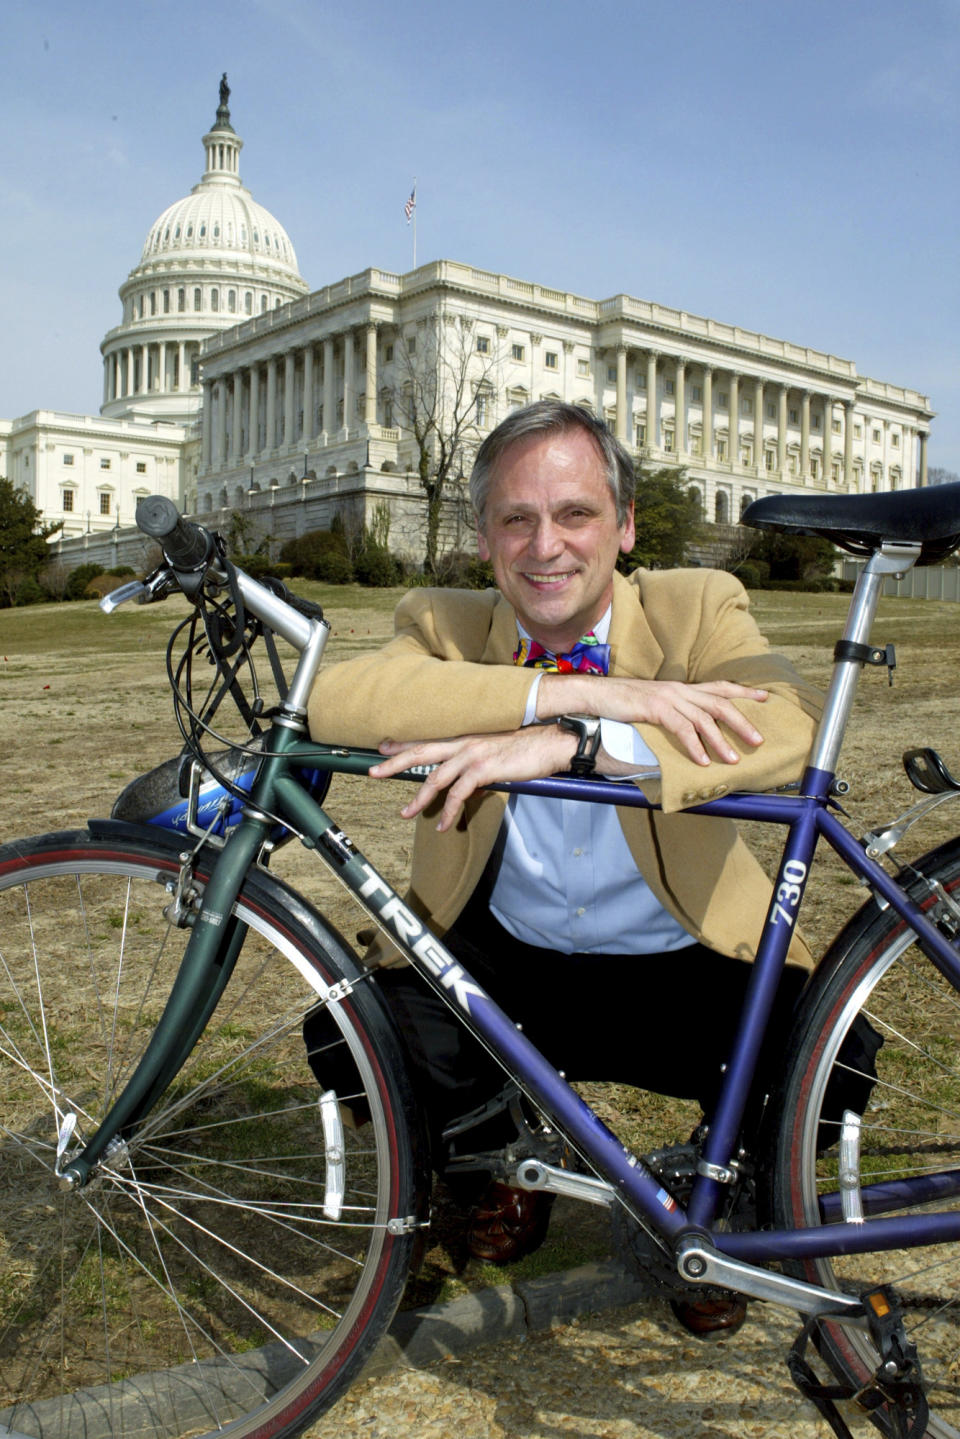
[514,632,610,675]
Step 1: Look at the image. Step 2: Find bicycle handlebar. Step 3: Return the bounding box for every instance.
[136,495,212,571]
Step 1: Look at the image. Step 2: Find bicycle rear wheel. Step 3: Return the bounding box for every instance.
[771,836,960,1438]
[0,825,427,1439]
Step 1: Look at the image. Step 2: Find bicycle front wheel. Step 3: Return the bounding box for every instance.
[0,826,427,1439]
[771,835,960,1438]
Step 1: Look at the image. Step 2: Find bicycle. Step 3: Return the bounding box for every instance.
[4,484,960,1439]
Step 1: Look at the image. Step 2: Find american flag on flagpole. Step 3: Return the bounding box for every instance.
[405,184,416,223]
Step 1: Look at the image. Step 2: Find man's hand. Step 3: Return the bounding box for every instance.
[370,726,579,832]
[536,673,768,768]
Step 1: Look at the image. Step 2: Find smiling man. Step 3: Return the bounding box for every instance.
[306,400,822,1335]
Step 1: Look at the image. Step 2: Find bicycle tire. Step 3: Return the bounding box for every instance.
[770,834,960,1437]
[0,823,429,1439]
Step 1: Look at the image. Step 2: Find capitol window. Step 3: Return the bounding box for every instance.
[544,351,558,370]
[211,289,219,312]
[62,454,74,467]
[99,493,111,516]
[150,292,157,315]
[136,462,147,474]
[62,490,75,512]
[476,335,490,354]
[194,288,202,311]
[260,295,268,313]
[244,291,253,314]
[513,344,526,362]
[100,458,111,470]
[178,288,185,312]
[163,290,170,313]
[577,359,590,377]
[228,290,237,313]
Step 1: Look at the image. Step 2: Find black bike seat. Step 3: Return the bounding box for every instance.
[742,482,960,564]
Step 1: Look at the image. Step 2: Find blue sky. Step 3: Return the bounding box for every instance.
[2,0,958,473]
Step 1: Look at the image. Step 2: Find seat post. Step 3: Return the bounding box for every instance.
[807,541,921,777]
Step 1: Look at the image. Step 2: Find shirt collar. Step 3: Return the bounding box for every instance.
[516,605,613,651]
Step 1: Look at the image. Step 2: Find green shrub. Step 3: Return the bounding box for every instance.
[13,576,46,606]
[353,546,403,587]
[65,563,105,600]
[279,529,354,582]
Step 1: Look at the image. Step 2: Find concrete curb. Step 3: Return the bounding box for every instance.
[364,1258,651,1379]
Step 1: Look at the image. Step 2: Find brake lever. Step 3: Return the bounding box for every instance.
[99,567,178,613]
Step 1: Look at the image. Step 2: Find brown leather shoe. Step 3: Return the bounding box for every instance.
[670,1294,748,1338]
[466,1182,554,1265]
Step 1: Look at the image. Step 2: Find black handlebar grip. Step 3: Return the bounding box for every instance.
[136,496,211,570]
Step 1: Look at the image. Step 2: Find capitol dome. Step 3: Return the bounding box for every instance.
[100,78,308,427]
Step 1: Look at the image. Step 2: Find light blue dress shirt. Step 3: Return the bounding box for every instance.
[488,610,698,956]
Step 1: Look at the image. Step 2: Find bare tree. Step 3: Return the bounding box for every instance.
[390,309,503,575]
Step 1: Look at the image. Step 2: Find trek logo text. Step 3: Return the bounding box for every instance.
[356,864,485,1014]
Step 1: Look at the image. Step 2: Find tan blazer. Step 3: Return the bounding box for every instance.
[308,568,823,969]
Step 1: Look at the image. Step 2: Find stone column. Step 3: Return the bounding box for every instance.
[124,349,133,397]
[232,371,243,463]
[323,337,335,441]
[800,391,811,478]
[302,346,315,441]
[919,429,929,486]
[703,366,713,459]
[201,381,213,468]
[158,341,167,393]
[364,323,378,427]
[728,372,739,463]
[140,344,148,394]
[645,351,658,448]
[102,358,110,406]
[674,358,686,454]
[562,340,574,402]
[248,365,260,456]
[177,342,187,392]
[266,357,278,451]
[283,351,296,448]
[214,381,227,468]
[778,387,788,473]
[823,398,833,483]
[342,330,355,437]
[753,379,764,470]
[843,401,855,488]
[615,344,628,443]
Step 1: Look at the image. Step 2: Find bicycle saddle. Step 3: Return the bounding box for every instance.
[742,481,960,564]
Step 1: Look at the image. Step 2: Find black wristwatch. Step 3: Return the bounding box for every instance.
[557,713,603,777]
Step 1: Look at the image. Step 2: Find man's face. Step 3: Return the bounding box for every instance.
[477,426,635,652]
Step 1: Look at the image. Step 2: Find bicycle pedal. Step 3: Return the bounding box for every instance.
[787,1286,928,1439]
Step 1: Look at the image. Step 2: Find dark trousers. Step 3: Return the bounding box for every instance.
[372,890,809,1167]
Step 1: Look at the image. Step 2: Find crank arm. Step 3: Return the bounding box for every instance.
[676,1236,867,1326]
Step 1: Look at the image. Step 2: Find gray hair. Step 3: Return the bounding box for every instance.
[469,400,636,528]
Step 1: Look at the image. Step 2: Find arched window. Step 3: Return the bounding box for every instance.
[211,289,219,313]
[714,490,730,525]
[177,287,185,312]
[244,291,253,314]
[228,290,236,313]
[193,288,202,312]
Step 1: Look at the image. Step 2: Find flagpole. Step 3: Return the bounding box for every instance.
[412,177,417,268]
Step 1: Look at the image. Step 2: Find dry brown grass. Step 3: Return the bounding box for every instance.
[3,581,960,1299]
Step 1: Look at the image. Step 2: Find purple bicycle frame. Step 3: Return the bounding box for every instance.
[276,746,960,1270]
